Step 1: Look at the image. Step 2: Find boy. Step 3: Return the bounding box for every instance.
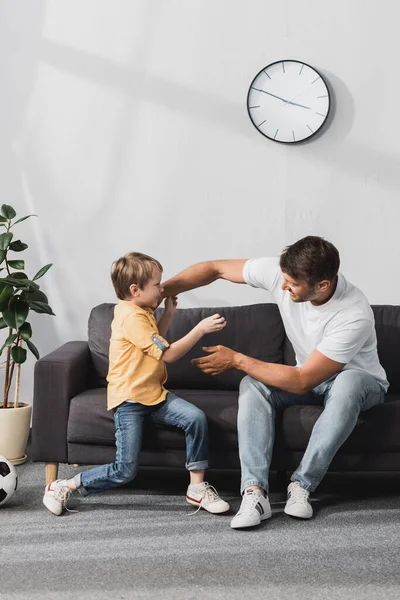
[43,252,230,516]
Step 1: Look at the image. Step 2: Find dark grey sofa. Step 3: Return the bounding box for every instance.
[31,303,400,483]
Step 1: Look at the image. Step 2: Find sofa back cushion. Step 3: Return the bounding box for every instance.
[88,303,286,390]
[372,305,400,393]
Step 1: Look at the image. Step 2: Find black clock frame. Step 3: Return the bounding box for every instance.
[246,59,331,144]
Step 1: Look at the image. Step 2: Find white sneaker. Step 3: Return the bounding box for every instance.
[230,488,272,529]
[284,481,313,519]
[186,482,230,514]
[43,479,71,515]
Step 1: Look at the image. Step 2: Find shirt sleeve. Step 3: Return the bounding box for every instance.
[242,257,281,292]
[121,312,170,361]
[317,318,374,365]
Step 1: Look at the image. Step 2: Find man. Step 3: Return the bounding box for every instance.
[162,236,388,529]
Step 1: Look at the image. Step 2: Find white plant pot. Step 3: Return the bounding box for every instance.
[0,403,32,465]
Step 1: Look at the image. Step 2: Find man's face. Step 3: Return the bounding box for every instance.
[281,272,318,303]
[131,266,164,309]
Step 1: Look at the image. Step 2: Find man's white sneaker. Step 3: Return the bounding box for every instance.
[43,479,71,515]
[186,482,230,514]
[284,481,313,519]
[230,488,272,529]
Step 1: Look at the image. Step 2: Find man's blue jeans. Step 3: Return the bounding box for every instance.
[238,369,386,494]
[75,392,209,496]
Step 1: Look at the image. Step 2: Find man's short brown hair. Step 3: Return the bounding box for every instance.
[279,236,340,286]
[111,252,163,300]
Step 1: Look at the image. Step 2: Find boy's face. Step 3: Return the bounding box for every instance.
[129,266,163,310]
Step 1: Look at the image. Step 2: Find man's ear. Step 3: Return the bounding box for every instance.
[318,279,331,293]
[129,283,140,297]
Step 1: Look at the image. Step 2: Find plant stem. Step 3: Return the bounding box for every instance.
[2,329,12,409]
[4,358,15,408]
[2,220,11,407]
[14,337,22,409]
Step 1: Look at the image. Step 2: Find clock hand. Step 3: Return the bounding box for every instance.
[284,99,311,110]
[283,82,316,106]
[253,88,311,110]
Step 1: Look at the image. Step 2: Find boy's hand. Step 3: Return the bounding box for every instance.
[196,314,227,336]
[164,295,178,317]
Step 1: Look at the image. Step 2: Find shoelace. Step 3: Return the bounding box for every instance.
[236,491,260,516]
[54,486,79,513]
[288,484,310,506]
[186,482,220,516]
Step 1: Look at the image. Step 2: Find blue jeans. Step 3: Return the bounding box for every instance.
[238,369,386,494]
[76,392,209,496]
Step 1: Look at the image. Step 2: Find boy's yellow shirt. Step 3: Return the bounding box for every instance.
[106,301,170,410]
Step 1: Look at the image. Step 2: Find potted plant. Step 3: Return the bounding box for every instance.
[0,204,54,464]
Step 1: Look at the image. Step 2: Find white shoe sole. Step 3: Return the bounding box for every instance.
[186,498,230,514]
[230,510,272,529]
[43,495,63,516]
[284,504,313,519]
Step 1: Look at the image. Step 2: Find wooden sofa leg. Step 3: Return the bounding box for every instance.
[45,462,59,484]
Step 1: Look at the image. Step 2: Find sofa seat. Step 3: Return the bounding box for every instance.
[282,394,400,452]
[67,388,240,451]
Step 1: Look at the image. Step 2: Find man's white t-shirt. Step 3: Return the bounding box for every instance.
[243,257,389,392]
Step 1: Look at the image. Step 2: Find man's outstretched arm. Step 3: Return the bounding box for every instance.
[162,259,248,298]
[192,346,344,395]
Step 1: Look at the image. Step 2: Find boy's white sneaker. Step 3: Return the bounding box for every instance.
[230,488,272,529]
[43,479,71,515]
[284,481,313,519]
[186,482,230,514]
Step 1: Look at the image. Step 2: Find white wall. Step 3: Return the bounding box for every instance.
[1,0,400,403]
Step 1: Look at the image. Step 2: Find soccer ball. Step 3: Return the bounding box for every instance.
[0,455,18,506]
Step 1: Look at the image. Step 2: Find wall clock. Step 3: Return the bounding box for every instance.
[247,60,330,143]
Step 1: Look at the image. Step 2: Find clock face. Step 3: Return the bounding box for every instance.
[247,60,330,143]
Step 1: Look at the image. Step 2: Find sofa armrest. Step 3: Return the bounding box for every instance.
[31,341,91,463]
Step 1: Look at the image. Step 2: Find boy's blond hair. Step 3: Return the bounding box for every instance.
[111,252,163,300]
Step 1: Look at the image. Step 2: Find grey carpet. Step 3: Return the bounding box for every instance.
[1,460,400,600]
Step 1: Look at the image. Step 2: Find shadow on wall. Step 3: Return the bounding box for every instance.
[0,2,61,349]
[291,69,400,192]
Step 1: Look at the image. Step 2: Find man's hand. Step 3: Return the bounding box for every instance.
[164,295,178,317]
[191,345,237,375]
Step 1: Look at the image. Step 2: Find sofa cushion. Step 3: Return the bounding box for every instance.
[67,387,240,451]
[281,394,400,452]
[88,303,285,390]
[372,305,400,394]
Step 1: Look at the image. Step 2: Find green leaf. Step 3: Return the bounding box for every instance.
[3,298,29,329]
[0,251,5,265]
[29,301,55,316]
[1,277,39,291]
[22,289,48,303]
[13,215,37,226]
[0,317,7,329]
[18,321,32,341]
[0,333,18,355]
[9,240,28,252]
[27,340,39,360]
[0,284,13,311]
[8,260,24,270]
[0,232,13,250]
[1,205,16,220]
[0,216,7,223]
[11,345,27,364]
[10,272,28,280]
[33,263,52,281]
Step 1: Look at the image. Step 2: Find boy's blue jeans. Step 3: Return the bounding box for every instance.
[75,392,209,496]
[238,369,386,494]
